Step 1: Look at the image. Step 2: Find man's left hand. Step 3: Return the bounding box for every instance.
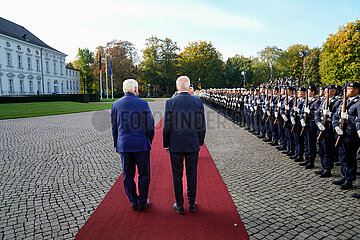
[164,147,170,153]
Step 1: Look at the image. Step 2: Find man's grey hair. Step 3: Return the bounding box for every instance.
[123,79,138,93]
[176,76,190,90]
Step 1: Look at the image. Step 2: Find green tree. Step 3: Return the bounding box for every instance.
[252,61,271,87]
[73,48,95,93]
[304,47,321,86]
[319,20,360,85]
[140,36,179,96]
[224,55,252,88]
[258,46,282,64]
[177,41,224,89]
[276,44,309,81]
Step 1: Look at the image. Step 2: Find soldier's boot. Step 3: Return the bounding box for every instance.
[332,178,345,185]
[340,180,353,190]
[320,169,331,178]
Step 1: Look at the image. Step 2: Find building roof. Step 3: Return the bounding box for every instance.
[66,66,80,71]
[0,17,64,54]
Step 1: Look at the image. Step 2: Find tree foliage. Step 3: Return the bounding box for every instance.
[73,48,94,93]
[224,55,252,87]
[178,41,224,89]
[304,47,321,86]
[319,19,360,85]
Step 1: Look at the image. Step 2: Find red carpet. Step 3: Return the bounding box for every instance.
[75,119,249,240]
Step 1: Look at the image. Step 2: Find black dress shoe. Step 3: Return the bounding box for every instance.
[277,145,287,151]
[332,178,345,185]
[138,199,151,212]
[270,141,278,146]
[290,154,298,159]
[305,163,315,169]
[244,127,250,130]
[282,149,291,154]
[294,156,304,162]
[189,203,198,213]
[320,170,331,178]
[286,151,295,157]
[257,134,265,139]
[314,170,324,175]
[340,181,353,190]
[351,193,360,199]
[263,137,271,142]
[299,160,309,166]
[334,162,342,166]
[249,129,255,133]
[132,204,138,211]
[173,203,185,215]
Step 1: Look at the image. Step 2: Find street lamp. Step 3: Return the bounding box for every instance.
[147,84,151,98]
[241,71,246,87]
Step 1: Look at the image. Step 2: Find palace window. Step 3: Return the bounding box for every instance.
[53,62,57,74]
[6,42,11,47]
[20,80,24,92]
[60,64,63,75]
[46,61,49,72]
[70,81,72,90]
[27,57,32,70]
[36,59,40,71]
[17,45,21,50]
[47,81,50,93]
[61,82,64,93]
[9,79,13,92]
[29,80,33,92]
[27,48,31,53]
[66,69,68,76]
[37,80,41,92]
[36,50,39,55]
[18,55,23,68]
[6,52,12,66]
[66,80,69,90]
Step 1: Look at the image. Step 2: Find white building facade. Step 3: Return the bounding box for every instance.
[0,17,80,96]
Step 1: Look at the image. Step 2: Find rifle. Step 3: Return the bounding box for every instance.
[274,89,281,125]
[335,82,347,148]
[291,88,298,133]
[317,86,330,141]
[267,88,274,123]
[262,88,269,122]
[283,88,289,128]
[300,88,309,136]
[251,90,255,117]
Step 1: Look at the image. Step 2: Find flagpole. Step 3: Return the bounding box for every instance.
[110,57,114,99]
[105,50,109,99]
[99,48,102,99]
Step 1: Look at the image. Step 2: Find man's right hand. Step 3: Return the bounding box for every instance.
[164,147,170,153]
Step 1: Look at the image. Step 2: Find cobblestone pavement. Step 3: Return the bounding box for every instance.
[1,99,359,240]
[0,99,165,240]
[203,106,360,240]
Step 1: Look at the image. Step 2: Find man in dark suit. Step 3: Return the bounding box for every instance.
[111,79,155,212]
[163,76,206,215]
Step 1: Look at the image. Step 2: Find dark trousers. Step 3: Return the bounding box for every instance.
[319,123,336,170]
[170,152,199,207]
[305,121,317,161]
[342,140,359,181]
[278,118,286,146]
[270,116,278,141]
[120,151,150,206]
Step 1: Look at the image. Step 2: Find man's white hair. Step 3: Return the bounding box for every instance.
[123,79,138,93]
[176,76,190,90]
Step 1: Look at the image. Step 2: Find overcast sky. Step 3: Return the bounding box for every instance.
[2,0,359,62]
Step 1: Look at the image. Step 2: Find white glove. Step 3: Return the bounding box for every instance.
[317,122,325,131]
[267,111,270,116]
[257,100,260,104]
[335,126,343,136]
[282,115,288,122]
[300,119,306,127]
[262,108,266,113]
[254,106,258,111]
[294,107,299,112]
[274,112,278,118]
[277,103,281,107]
[323,109,331,117]
[250,107,254,112]
[341,111,349,120]
[358,130,360,138]
[270,103,274,107]
[290,117,296,125]
[265,100,268,105]
[304,107,310,114]
[285,105,290,110]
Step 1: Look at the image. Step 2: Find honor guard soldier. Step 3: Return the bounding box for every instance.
[299,85,321,169]
[281,86,296,157]
[332,81,360,190]
[314,85,341,178]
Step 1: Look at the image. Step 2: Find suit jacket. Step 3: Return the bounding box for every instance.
[111,93,154,153]
[163,92,206,153]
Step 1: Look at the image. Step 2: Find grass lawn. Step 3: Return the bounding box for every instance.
[0,101,113,120]
[99,98,155,102]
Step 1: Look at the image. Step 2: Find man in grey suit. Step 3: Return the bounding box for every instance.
[163,76,206,215]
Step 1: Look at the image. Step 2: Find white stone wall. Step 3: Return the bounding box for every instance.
[0,33,80,96]
[65,67,81,94]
